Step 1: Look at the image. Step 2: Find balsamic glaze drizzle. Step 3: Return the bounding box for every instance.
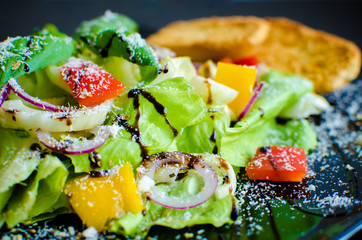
[26,36,34,48]
[99,33,118,57]
[88,151,102,168]
[128,88,178,137]
[23,63,30,72]
[114,88,178,159]
[210,129,218,154]
[204,79,213,105]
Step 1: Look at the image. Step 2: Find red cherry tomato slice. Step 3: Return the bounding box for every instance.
[233,56,259,66]
[246,146,308,182]
[59,58,124,107]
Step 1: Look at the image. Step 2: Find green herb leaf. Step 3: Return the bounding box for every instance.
[75,11,159,84]
[0,35,74,85]
[75,10,138,39]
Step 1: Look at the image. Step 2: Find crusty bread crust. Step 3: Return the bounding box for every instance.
[147,16,270,62]
[253,17,361,93]
[147,16,361,93]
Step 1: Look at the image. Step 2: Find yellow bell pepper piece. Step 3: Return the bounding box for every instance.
[64,163,143,232]
[214,62,257,116]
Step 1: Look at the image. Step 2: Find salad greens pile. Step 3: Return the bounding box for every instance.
[0,11,328,237]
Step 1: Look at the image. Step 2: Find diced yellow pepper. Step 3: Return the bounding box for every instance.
[214,62,257,116]
[64,163,143,232]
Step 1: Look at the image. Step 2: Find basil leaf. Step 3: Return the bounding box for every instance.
[0,35,74,84]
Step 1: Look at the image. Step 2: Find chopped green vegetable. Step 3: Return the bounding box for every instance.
[0,35,74,84]
[74,11,159,84]
[75,10,138,38]
[0,128,69,227]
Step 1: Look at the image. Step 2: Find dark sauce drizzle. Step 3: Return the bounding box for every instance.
[26,36,34,48]
[230,197,239,221]
[210,129,218,154]
[204,79,213,105]
[114,88,178,159]
[261,146,278,170]
[129,88,178,137]
[80,33,135,63]
[99,33,118,58]
[29,143,49,159]
[88,151,102,169]
[23,63,30,72]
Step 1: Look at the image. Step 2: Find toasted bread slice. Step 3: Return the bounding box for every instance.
[148,16,361,93]
[147,16,270,62]
[252,17,361,93]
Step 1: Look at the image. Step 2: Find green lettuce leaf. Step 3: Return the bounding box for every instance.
[109,172,235,237]
[69,130,144,173]
[74,11,158,84]
[176,106,231,154]
[70,77,206,172]
[75,11,138,39]
[0,129,41,194]
[0,128,69,227]
[99,56,141,88]
[220,118,317,167]
[219,70,316,167]
[118,195,235,237]
[32,23,69,38]
[234,70,314,132]
[12,68,75,104]
[1,154,68,227]
[0,35,74,84]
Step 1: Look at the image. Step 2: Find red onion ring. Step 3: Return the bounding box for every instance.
[238,82,264,120]
[36,126,111,155]
[195,154,237,199]
[0,83,11,107]
[138,152,218,209]
[8,78,68,112]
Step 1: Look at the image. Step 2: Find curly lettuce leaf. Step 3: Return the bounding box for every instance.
[70,77,206,172]
[32,23,69,38]
[75,11,158,84]
[0,129,41,193]
[11,68,76,105]
[109,173,235,237]
[0,128,69,227]
[234,70,314,132]
[75,10,138,39]
[220,118,317,167]
[219,70,316,167]
[0,35,74,84]
[1,154,68,227]
[176,106,231,154]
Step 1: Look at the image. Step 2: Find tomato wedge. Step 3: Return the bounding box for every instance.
[246,146,308,182]
[59,58,124,107]
[233,56,259,66]
[219,56,259,66]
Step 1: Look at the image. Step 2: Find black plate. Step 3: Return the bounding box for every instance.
[1,0,361,239]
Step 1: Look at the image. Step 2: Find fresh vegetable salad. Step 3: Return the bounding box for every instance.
[0,11,329,237]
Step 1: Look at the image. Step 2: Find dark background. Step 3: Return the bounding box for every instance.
[1,0,362,53]
[1,0,361,239]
